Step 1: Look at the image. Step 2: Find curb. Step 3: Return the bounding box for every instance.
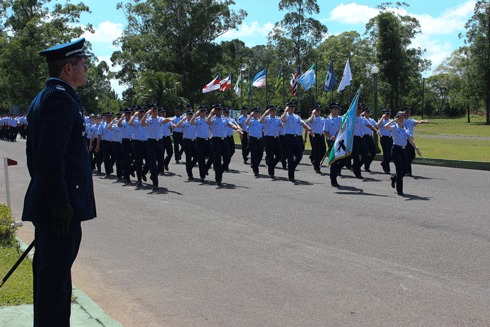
[233,143,490,171]
[16,238,122,327]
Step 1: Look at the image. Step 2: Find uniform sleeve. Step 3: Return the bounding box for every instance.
[38,92,76,208]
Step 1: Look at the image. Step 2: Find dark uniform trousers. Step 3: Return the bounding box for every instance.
[132,140,149,182]
[362,134,376,170]
[196,138,213,179]
[241,131,250,162]
[392,145,408,193]
[173,131,184,162]
[225,135,235,170]
[309,133,327,171]
[113,141,124,178]
[33,221,82,327]
[279,135,287,168]
[285,134,303,179]
[147,139,163,186]
[161,136,174,170]
[101,140,115,175]
[121,138,133,179]
[183,138,198,178]
[86,138,95,170]
[249,136,264,174]
[352,136,367,177]
[264,136,282,176]
[211,137,230,184]
[380,136,393,173]
[405,142,416,175]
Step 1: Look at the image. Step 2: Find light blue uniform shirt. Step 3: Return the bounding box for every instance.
[160,122,172,137]
[324,116,342,140]
[263,116,282,137]
[182,121,196,140]
[379,118,392,137]
[98,121,114,141]
[237,115,249,132]
[295,118,304,136]
[209,116,228,138]
[224,117,237,137]
[112,122,123,143]
[362,117,377,136]
[308,116,325,134]
[283,113,302,135]
[354,116,370,137]
[248,118,264,138]
[132,118,148,141]
[403,118,417,137]
[172,115,184,132]
[146,116,163,139]
[194,117,210,139]
[391,123,412,146]
[120,119,132,139]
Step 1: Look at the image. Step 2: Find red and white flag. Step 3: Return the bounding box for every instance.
[202,75,221,93]
[219,74,232,92]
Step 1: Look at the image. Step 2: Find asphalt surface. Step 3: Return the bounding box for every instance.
[2,138,490,326]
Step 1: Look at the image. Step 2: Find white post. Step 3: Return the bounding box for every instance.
[4,157,11,207]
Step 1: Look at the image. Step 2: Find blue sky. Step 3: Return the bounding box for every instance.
[77,0,476,95]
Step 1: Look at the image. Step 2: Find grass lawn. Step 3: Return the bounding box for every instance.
[233,115,490,162]
[0,245,33,306]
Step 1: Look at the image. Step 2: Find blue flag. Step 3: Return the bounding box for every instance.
[252,69,267,88]
[298,64,316,91]
[327,89,361,166]
[324,59,336,92]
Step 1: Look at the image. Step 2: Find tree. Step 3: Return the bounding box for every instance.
[112,0,247,105]
[365,2,430,111]
[0,0,92,111]
[463,0,490,124]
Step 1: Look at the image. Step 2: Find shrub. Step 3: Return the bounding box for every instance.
[0,204,16,247]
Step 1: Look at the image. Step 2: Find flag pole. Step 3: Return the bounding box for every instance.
[265,67,268,109]
[282,67,286,108]
[315,62,318,105]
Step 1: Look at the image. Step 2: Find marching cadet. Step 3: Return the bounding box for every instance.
[118,109,134,183]
[96,112,115,177]
[85,114,96,169]
[176,110,198,180]
[384,111,422,196]
[206,104,242,186]
[307,105,326,173]
[109,113,124,181]
[260,105,283,178]
[129,107,149,188]
[278,111,287,170]
[361,108,379,172]
[403,106,429,176]
[190,105,213,182]
[172,106,185,163]
[352,106,380,179]
[281,102,313,181]
[141,104,173,190]
[90,115,103,174]
[246,108,264,176]
[237,106,250,163]
[223,107,239,170]
[377,109,393,174]
[324,103,342,153]
[158,108,174,173]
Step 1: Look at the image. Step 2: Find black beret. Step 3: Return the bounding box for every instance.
[329,102,341,109]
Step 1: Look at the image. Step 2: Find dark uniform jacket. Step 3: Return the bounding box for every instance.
[22,78,96,223]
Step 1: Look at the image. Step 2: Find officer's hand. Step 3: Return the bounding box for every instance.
[51,204,74,238]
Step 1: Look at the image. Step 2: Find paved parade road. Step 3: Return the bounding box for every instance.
[2,139,490,326]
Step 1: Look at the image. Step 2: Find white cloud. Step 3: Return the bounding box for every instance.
[329,3,379,24]
[219,21,274,39]
[82,20,123,50]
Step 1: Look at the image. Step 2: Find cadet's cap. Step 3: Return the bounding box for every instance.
[241,106,248,111]
[198,105,207,111]
[252,107,260,113]
[138,108,145,113]
[223,108,230,112]
[158,108,166,113]
[95,114,101,119]
[186,104,193,108]
[329,102,340,109]
[89,113,95,118]
[175,106,182,111]
[381,109,391,114]
[395,111,406,118]
[267,105,276,110]
[286,101,296,107]
[362,108,371,113]
[124,109,132,114]
[39,38,91,63]
[212,104,222,110]
[185,110,193,115]
[116,113,122,118]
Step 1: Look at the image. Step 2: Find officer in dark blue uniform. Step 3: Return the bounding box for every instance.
[22,38,96,327]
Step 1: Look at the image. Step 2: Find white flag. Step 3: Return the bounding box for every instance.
[337,59,352,92]
[234,72,242,97]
